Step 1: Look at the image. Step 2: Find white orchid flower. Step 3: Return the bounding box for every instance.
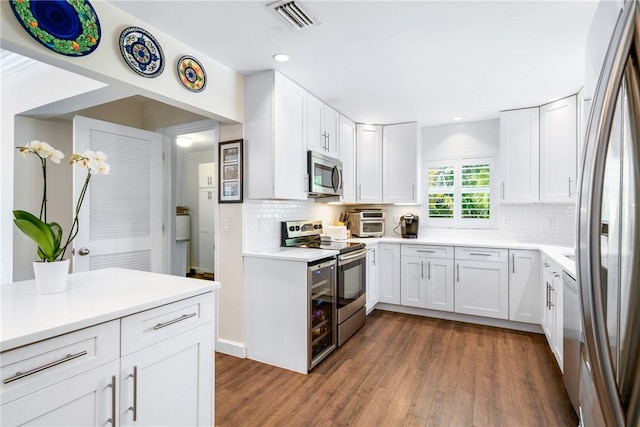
[97,162,110,175]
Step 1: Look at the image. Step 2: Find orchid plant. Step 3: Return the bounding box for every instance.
[13,140,110,262]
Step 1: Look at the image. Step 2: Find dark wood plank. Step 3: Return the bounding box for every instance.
[215,311,578,426]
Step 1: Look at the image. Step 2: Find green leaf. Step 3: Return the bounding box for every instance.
[49,221,63,248]
[14,218,55,261]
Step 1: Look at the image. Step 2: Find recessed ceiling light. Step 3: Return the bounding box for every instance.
[452,117,463,121]
[273,53,289,62]
[176,137,192,148]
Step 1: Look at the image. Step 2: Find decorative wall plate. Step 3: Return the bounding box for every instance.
[177,55,207,92]
[9,0,101,56]
[119,26,164,78]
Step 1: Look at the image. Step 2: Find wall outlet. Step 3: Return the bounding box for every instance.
[546,217,555,227]
[223,218,231,233]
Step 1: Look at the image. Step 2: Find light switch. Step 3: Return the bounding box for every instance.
[223,218,231,233]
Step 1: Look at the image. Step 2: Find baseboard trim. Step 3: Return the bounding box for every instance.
[216,338,246,358]
[373,303,544,334]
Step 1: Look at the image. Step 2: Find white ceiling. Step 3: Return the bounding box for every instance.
[111,0,599,127]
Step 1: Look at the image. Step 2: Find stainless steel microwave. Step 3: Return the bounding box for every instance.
[308,151,343,198]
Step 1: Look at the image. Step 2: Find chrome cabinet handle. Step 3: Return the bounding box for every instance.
[512,253,515,274]
[128,366,138,421]
[427,261,431,280]
[469,252,492,257]
[421,261,424,279]
[568,176,573,197]
[501,181,505,200]
[549,286,555,308]
[358,185,362,200]
[153,312,197,330]
[456,264,459,282]
[107,375,116,425]
[546,282,551,310]
[3,351,88,384]
[416,249,436,253]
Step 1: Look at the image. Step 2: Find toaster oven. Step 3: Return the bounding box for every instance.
[347,211,385,237]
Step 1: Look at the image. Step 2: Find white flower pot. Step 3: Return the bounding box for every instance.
[33,259,70,295]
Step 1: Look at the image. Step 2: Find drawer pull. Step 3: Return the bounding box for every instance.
[153,312,197,330]
[3,350,88,384]
[416,250,436,253]
[469,252,492,257]
[107,375,116,425]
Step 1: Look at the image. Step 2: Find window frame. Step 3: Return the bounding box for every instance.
[424,156,497,229]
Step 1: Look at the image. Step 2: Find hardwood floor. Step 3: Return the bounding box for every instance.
[215,310,578,426]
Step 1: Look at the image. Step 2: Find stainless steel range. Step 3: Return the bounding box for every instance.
[282,220,367,347]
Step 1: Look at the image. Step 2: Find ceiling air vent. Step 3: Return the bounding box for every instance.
[268,0,320,31]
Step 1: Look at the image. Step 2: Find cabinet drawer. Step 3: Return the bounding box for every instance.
[455,247,508,262]
[542,257,562,276]
[401,245,453,259]
[0,320,119,405]
[121,292,213,356]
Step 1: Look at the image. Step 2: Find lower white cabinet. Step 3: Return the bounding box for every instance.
[454,248,509,320]
[400,245,454,311]
[542,257,564,370]
[366,245,379,313]
[509,250,541,324]
[1,292,215,426]
[377,243,400,304]
[400,255,428,308]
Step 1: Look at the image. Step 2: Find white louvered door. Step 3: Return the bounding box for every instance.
[72,116,163,273]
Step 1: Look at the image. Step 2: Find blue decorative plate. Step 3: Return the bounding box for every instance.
[9,0,101,56]
[119,26,164,78]
[177,55,207,92]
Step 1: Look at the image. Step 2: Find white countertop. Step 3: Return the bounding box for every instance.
[245,237,576,276]
[1,268,219,352]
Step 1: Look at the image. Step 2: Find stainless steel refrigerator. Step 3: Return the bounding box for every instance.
[577,0,640,426]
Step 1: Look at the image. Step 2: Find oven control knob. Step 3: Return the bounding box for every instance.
[295,226,300,231]
[289,226,295,232]
[314,225,319,229]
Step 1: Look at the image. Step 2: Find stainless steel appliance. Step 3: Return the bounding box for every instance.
[308,151,343,197]
[347,211,385,237]
[282,220,367,349]
[308,257,337,369]
[563,271,580,413]
[577,1,640,425]
[400,214,419,238]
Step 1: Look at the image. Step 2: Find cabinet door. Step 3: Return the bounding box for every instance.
[356,124,383,203]
[383,122,418,203]
[552,271,564,371]
[377,244,400,304]
[120,324,214,427]
[306,94,324,153]
[499,108,540,203]
[366,246,378,313]
[1,360,119,427]
[324,105,340,158]
[454,260,509,319]
[426,258,454,312]
[339,115,357,203]
[198,163,215,188]
[273,72,308,200]
[508,250,541,323]
[401,255,428,308]
[198,189,215,273]
[541,260,555,344]
[540,95,577,203]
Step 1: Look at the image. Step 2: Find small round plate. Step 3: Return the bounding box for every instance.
[119,26,164,78]
[9,0,101,56]
[177,55,207,92]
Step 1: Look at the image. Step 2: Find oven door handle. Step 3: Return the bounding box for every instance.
[338,249,367,264]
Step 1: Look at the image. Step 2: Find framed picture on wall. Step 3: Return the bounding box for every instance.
[218,139,243,203]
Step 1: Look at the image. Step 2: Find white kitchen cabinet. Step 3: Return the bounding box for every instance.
[499,107,540,203]
[542,257,564,371]
[508,250,541,324]
[2,360,119,426]
[356,124,383,203]
[198,162,215,188]
[540,95,578,203]
[454,247,509,320]
[307,94,339,158]
[366,245,379,314]
[339,114,357,203]
[383,122,419,203]
[245,70,308,200]
[400,255,427,308]
[120,325,213,426]
[198,188,215,273]
[377,243,400,304]
[401,245,454,311]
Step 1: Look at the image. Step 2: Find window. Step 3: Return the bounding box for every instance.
[425,157,495,228]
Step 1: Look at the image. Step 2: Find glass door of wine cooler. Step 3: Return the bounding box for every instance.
[308,257,337,369]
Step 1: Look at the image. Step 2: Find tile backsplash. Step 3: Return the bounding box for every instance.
[243,200,576,251]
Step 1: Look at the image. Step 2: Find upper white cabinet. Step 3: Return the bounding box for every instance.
[245,70,308,200]
[383,122,419,203]
[499,108,540,203]
[356,124,383,203]
[198,163,215,188]
[307,95,339,159]
[540,95,578,203]
[339,114,357,203]
[508,250,541,324]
